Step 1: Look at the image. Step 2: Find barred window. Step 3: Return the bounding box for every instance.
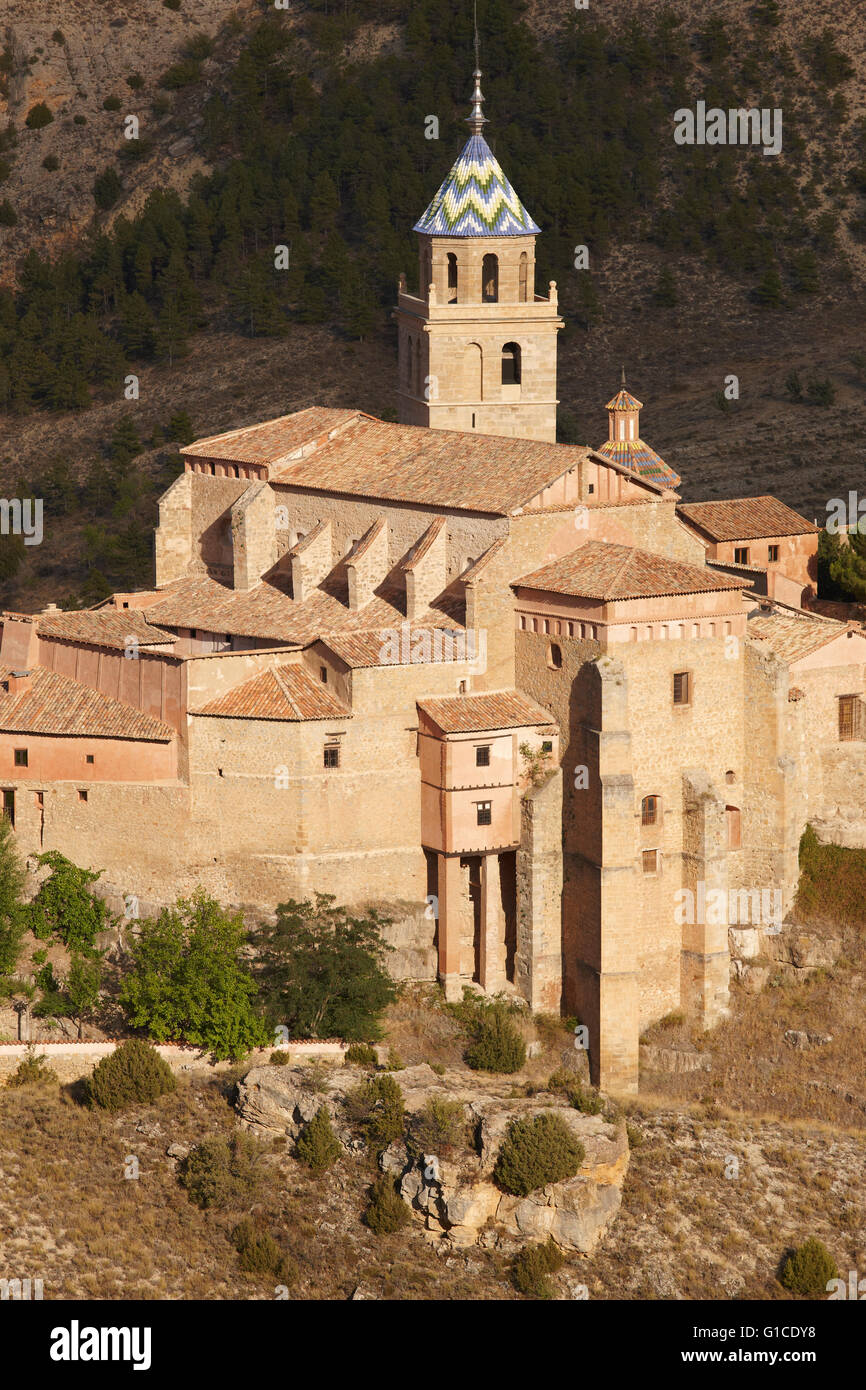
[476,801,492,826]
[673,671,691,706]
[641,795,659,826]
[641,849,658,874]
[838,695,861,742]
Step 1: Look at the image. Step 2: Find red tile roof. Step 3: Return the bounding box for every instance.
[183,407,360,466]
[0,666,175,741]
[417,689,555,734]
[677,496,818,542]
[322,626,471,668]
[747,612,849,663]
[513,540,746,601]
[38,608,177,650]
[194,664,351,721]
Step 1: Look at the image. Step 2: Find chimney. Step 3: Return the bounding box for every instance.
[6,669,33,696]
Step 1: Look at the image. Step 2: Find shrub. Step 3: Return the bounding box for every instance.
[347,1073,405,1151]
[163,0,182,9]
[52,29,66,44]
[0,200,18,226]
[408,1096,470,1157]
[25,103,53,130]
[384,1047,405,1071]
[42,154,59,171]
[89,1039,176,1111]
[231,1218,284,1276]
[102,96,122,112]
[179,1133,264,1210]
[126,73,145,90]
[6,1048,57,1089]
[511,1240,564,1298]
[295,1105,342,1172]
[546,1067,603,1114]
[93,167,122,210]
[494,1113,585,1196]
[159,60,202,91]
[364,1176,410,1235]
[183,34,214,61]
[345,1042,378,1067]
[780,1238,838,1297]
[269,1049,291,1066]
[464,1005,526,1074]
[73,114,87,126]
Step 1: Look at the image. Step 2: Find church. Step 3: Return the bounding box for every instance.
[1,67,863,1092]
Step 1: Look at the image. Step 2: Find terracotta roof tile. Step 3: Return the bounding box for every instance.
[194,664,351,721]
[677,496,818,542]
[38,609,177,650]
[460,537,507,581]
[417,689,556,734]
[513,540,746,601]
[747,612,849,663]
[183,407,360,466]
[0,666,174,741]
[323,625,471,668]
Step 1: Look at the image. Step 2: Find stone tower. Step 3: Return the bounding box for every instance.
[396,67,563,443]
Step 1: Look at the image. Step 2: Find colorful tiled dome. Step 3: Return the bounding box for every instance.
[605,388,643,412]
[597,371,681,488]
[413,133,540,238]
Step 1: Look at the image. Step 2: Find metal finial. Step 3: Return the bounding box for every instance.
[467,1,487,135]
[620,364,627,389]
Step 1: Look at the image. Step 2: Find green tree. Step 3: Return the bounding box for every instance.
[25,103,53,130]
[24,852,113,953]
[0,816,25,978]
[119,888,269,1060]
[780,1238,838,1297]
[295,1105,342,1171]
[494,1112,585,1196]
[89,1037,176,1110]
[754,267,783,307]
[252,893,396,1041]
[33,951,103,1038]
[93,167,122,210]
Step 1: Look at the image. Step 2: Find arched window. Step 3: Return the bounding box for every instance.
[519,252,528,303]
[482,253,499,302]
[501,342,521,385]
[726,805,741,849]
[641,795,659,826]
[463,342,482,400]
[447,253,458,303]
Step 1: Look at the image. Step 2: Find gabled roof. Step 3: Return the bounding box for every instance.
[322,626,471,669]
[193,664,351,721]
[513,540,747,601]
[38,608,177,651]
[418,689,555,735]
[747,612,852,664]
[413,133,540,238]
[401,517,446,572]
[183,407,359,466]
[677,496,818,543]
[0,666,174,741]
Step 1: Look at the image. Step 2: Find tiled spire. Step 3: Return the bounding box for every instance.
[413,64,540,238]
[597,373,681,488]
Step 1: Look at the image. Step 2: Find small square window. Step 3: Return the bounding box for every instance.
[475,746,491,767]
[588,484,595,495]
[768,545,779,562]
[85,754,94,765]
[734,547,750,565]
[541,740,553,753]
[78,789,88,803]
[13,748,27,768]
[642,849,658,874]
[673,671,691,706]
[476,801,492,826]
[323,745,340,769]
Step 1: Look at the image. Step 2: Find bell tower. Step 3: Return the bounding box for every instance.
[396,64,563,443]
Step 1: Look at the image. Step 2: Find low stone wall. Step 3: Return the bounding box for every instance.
[0,1040,347,1085]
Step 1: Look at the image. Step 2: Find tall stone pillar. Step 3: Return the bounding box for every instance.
[478,854,507,993]
[437,853,464,1002]
[681,772,730,1026]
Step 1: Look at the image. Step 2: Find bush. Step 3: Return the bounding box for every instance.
[0,199,17,226]
[494,1113,585,1196]
[159,60,202,91]
[295,1106,342,1172]
[408,1096,470,1157]
[546,1068,603,1114]
[780,1238,838,1297]
[89,1039,176,1111]
[231,1218,288,1277]
[464,1005,526,1074]
[347,1073,405,1151]
[102,96,122,112]
[179,1133,264,1210]
[511,1240,564,1298]
[269,1049,291,1066]
[25,103,53,130]
[126,73,145,90]
[344,1043,378,1067]
[6,1048,57,1089]
[364,1176,410,1235]
[163,0,182,8]
[93,167,122,210]
[73,114,87,126]
[42,154,59,171]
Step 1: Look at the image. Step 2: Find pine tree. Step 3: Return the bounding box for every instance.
[295,1105,342,1172]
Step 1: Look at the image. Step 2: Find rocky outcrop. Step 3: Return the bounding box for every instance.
[236,1061,628,1254]
[728,921,840,993]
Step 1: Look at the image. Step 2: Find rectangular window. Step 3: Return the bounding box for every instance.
[641,849,658,875]
[673,671,691,706]
[13,748,27,767]
[85,754,94,765]
[476,801,492,826]
[838,695,861,742]
[2,789,14,826]
[323,745,340,769]
[726,806,742,850]
[319,666,328,684]
[767,544,779,562]
[734,547,750,565]
[78,789,88,803]
[541,740,553,753]
[475,745,491,767]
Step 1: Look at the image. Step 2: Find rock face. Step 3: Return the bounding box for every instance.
[727,922,840,992]
[236,1062,628,1254]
